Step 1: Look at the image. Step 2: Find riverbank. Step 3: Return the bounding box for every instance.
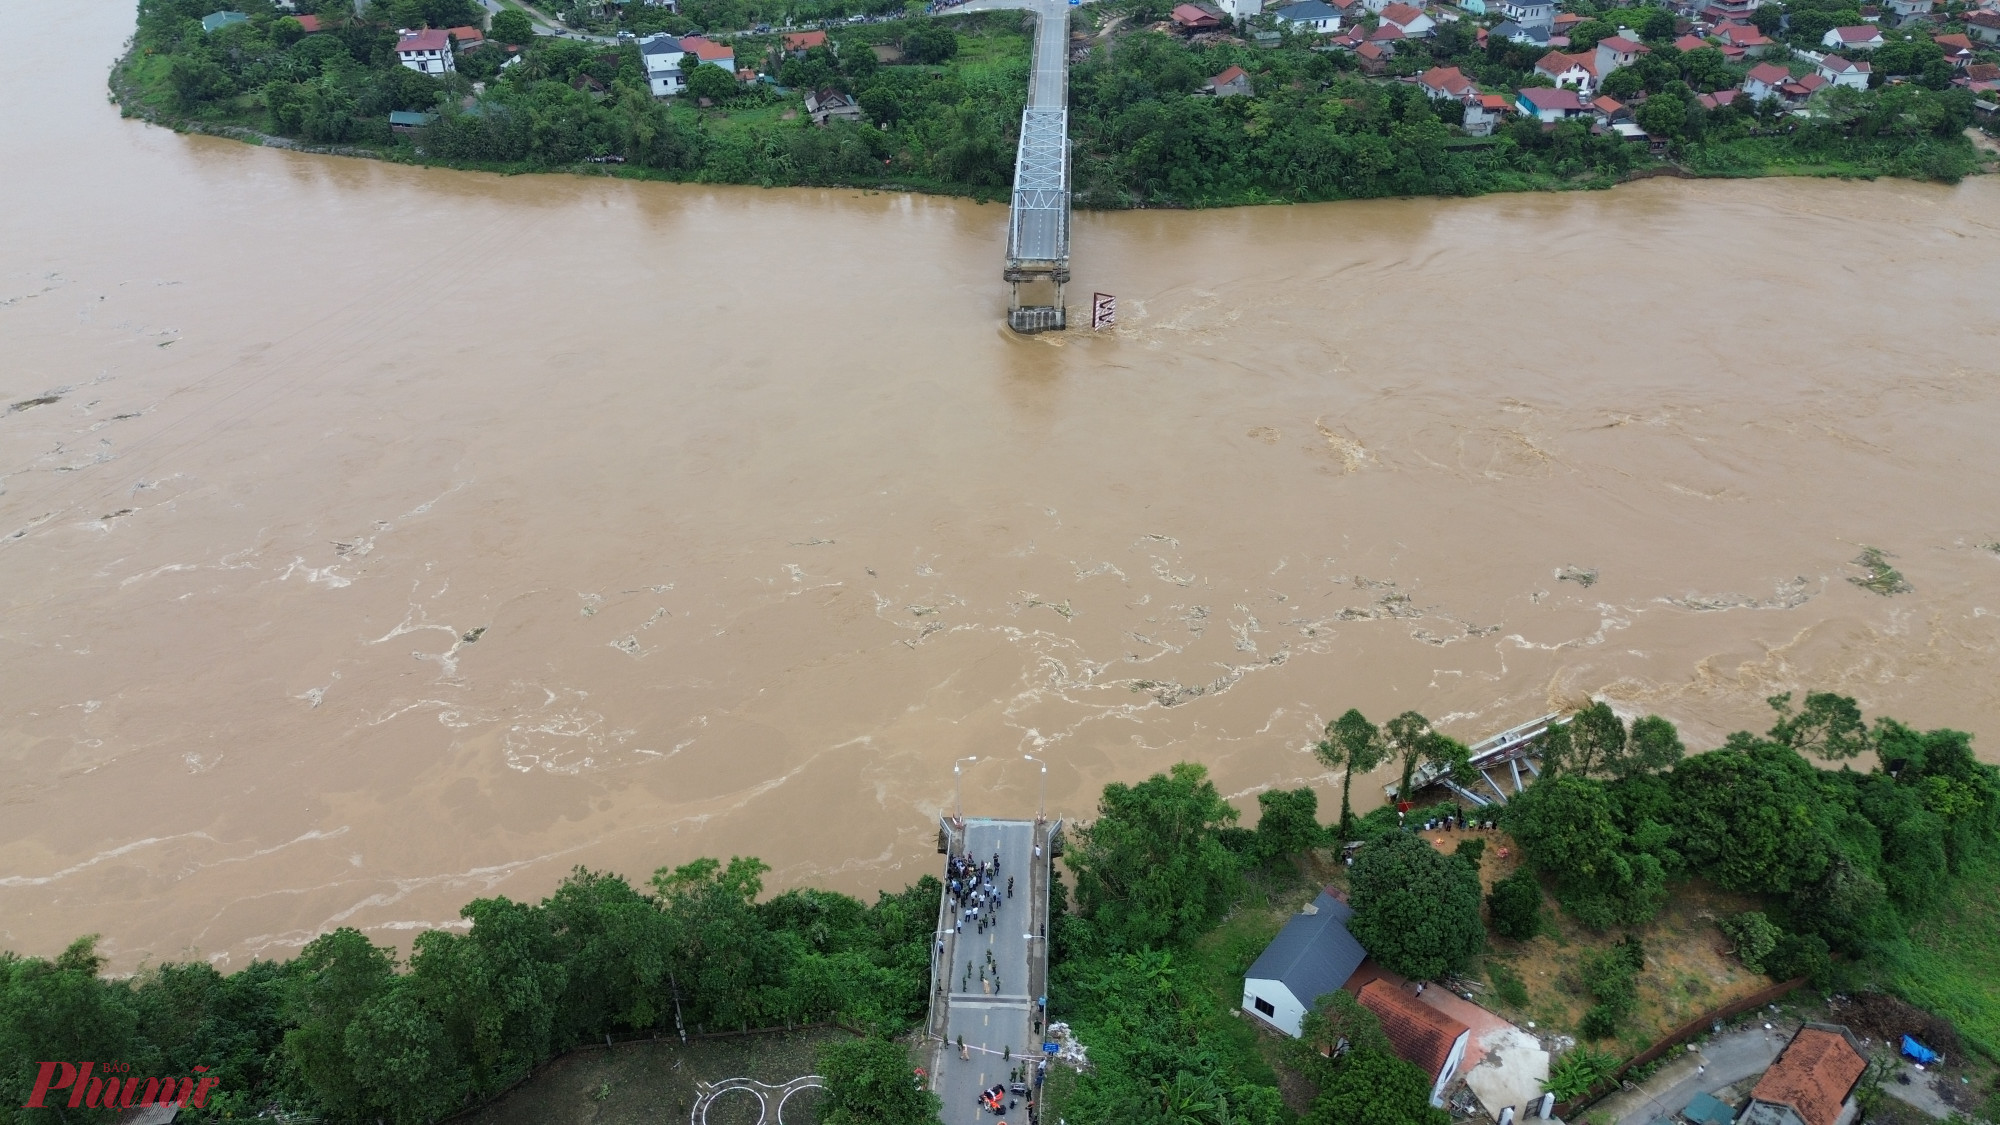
[108,7,1992,209]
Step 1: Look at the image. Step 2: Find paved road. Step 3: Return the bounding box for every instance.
[1602,1024,1792,1125]
[934,819,1048,1125]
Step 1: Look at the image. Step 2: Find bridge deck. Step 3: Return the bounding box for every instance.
[1006,0,1071,270]
[929,817,1055,1125]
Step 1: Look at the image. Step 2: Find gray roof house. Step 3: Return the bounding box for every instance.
[1241,890,1369,1037]
[1273,0,1344,32]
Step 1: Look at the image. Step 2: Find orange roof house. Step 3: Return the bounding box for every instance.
[1355,979,1473,1108]
[1743,1026,1869,1125]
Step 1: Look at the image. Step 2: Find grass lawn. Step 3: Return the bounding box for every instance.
[1885,853,2000,1060]
[457,1027,852,1125]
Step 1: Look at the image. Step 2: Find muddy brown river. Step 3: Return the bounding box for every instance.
[4,1,1999,970]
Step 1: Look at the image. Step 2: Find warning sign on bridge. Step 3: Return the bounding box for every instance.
[1091,292,1116,331]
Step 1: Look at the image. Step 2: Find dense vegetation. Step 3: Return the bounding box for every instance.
[6,694,1995,1123]
[0,859,936,1123]
[1500,694,2000,1047]
[120,0,1986,208]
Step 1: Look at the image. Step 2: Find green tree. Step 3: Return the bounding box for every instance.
[902,22,959,64]
[1255,786,1324,865]
[283,928,398,1119]
[1635,91,1687,138]
[1639,6,1678,40]
[1066,762,1242,949]
[1487,868,1543,940]
[817,1034,940,1125]
[1305,1049,1451,1125]
[0,937,143,1114]
[1298,989,1391,1061]
[1318,709,1388,840]
[1670,741,1836,895]
[1544,1047,1617,1100]
[1767,692,1871,761]
[490,8,534,44]
[1384,711,1434,801]
[1567,18,1616,50]
[685,60,739,102]
[1347,832,1484,981]
[1717,911,1780,974]
[1618,715,1685,778]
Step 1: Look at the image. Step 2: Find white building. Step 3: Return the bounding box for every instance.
[640,32,685,96]
[1272,0,1344,32]
[1241,892,1368,1038]
[1220,0,1264,18]
[1818,53,1872,88]
[395,28,455,74]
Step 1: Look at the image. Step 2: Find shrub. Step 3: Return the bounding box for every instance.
[1488,869,1544,941]
[1718,912,1781,974]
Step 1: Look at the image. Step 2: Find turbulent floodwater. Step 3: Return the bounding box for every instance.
[5,1,2000,970]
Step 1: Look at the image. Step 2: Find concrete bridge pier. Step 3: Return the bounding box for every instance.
[1006,267,1067,333]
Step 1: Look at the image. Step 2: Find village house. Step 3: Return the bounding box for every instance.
[1592,93,1631,121]
[1551,10,1587,35]
[1355,39,1393,70]
[396,28,454,74]
[1743,60,1793,100]
[781,29,827,58]
[1698,0,1762,22]
[1884,0,1933,24]
[1462,91,1509,134]
[1697,87,1743,108]
[1714,23,1771,53]
[292,13,321,31]
[1220,0,1266,20]
[1822,24,1885,48]
[1500,0,1555,27]
[1742,1025,1869,1125]
[1534,50,1597,91]
[1818,53,1871,87]
[1594,34,1646,73]
[640,32,685,96]
[1380,1,1437,35]
[1207,64,1253,95]
[1367,22,1407,43]
[1241,892,1369,1038]
[1517,85,1590,120]
[1354,980,1473,1110]
[1932,33,1976,66]
[1419,64,1479,99]
[805,87,862,124]
[1171,3,1226,30]
[447,25,483,52]
[1496,19,1550,44]
[680,35,735,72]
[1674,31,1710,50]
[1273,0,1345,33]
[1969,10,2000,44]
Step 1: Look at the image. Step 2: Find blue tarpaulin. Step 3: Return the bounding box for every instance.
[1901,1035,1941,1065]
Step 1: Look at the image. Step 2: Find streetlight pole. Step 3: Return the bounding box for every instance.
[953,756,979,827]
[1023,754,1047,822]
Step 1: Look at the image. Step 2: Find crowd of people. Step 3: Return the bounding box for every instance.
[946,849,1013,940]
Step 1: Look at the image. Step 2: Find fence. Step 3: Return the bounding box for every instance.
[1556,977,1809,1118]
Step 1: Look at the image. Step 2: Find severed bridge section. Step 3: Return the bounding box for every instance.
[944,0,1073,331]
[1003,0,1073,332]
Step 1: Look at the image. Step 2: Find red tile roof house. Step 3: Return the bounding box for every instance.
[1714,23,1771,53]
[395,28,454,74]
[447,25,483,51]
[1674,32,1710,51]
[782,29,828,57]
[1822,24,1885,48]
[1932,33,1976,67]
[1354,979,1473,1109]
[1355,39,1393,71]
[1818,53,1872,88]
[1419,64,1478,99]
[1593,35,1647,74]
[1740,1025,1869,1125]
[1380,1,1437,35]
[1208,64,1253,95]
[1697,87,1743,108]
[1171,3,1226,30]
[1534,50,1598,91]
[680,35,736,72]
[1744,60,1794,100]
[294,12,321,32]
